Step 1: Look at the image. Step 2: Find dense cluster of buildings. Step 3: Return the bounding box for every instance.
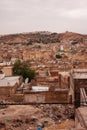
[0,40,87,129]
[0,67,87,129]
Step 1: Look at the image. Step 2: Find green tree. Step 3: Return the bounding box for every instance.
[13,60,35,82]
[56,54,62,59]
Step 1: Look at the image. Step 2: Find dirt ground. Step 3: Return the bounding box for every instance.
[0,104,75,130]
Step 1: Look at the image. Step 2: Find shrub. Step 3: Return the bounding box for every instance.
[56,54,62,59]
[13,60,35,82]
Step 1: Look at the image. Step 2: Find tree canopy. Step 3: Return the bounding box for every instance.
[13,60,35,82]
[56,54,62,59]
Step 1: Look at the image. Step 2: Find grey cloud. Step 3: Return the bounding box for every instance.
[0,0,87,34]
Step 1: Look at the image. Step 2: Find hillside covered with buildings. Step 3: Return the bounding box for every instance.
[0,31,87,130]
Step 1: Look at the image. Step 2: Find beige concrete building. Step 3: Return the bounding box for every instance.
[0,76,23,96]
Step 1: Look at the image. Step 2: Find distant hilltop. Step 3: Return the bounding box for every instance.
[0,31,87,45]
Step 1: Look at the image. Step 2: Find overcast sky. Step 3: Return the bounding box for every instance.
[0,0,87,34]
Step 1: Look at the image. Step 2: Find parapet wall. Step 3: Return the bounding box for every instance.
[0,84,17,96]
[11,94,24,102]
[24,90,69,103]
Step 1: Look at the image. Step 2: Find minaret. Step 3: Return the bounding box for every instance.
[60,45,64,51]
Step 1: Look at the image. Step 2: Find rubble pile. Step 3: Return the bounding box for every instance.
[37,104,75,121]
[0,105,75,130]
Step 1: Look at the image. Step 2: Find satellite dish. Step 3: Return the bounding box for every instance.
[25,78,29,84]
[0,73,5,79]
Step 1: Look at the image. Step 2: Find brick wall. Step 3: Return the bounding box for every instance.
[36,76,59,89]
[24,90,69,103]
[10,94,24,102]
[0,83,18,96]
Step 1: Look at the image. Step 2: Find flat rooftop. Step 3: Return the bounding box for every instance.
[72,69,87,79]
[0,76,20,86]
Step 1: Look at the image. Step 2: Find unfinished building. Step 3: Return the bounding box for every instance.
[70,69,87,107]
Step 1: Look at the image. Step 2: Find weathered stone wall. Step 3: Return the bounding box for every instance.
[0,83,18,96]
[10,94,24,102]
[36,76,59,89]
[24,90,69,103]
[0,87,11,96]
